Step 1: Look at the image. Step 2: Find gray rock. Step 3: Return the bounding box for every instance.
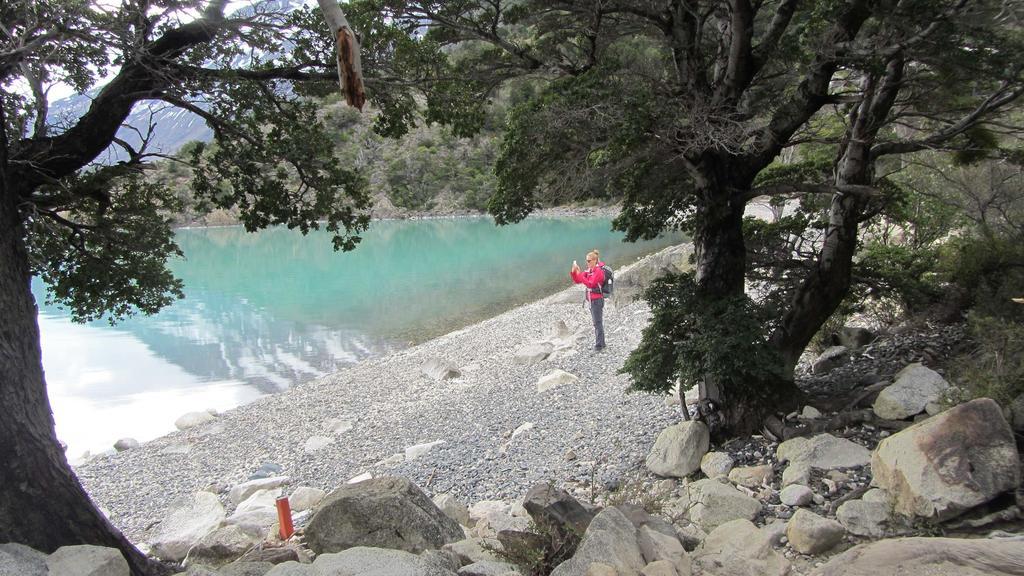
[522,483,596,541]
[513,343,555,365]
[303,436,334,453]
[47,545,129,576]
[422,358,462,381]
[776,434,870,471]
[782,463,812,487]
[458,561,521,576]
[669,479,762,533]
[549,507,645,576]
[645,421,710,478]
[305,476,464,555]
[812,346,849,375]
[786,509,845,555]
[693,519,789,576]
[114,437,140,452]
[780,484,813,507]
[263,562,315,575]
[288,487,326,513]
[641,560,680,576]
[613,244,693,302]
[801,405,823,419]
[873,363,950,420]
[434,493,472,527]
[836,500,893,538]
[812,536,1024,576]
[1009,394,1024,433]
[175,410,217,431]
[313,546,459,576]
[442,538,505,566]
[833,327,875,349]
[218,562,277,576]
[0,542,48,576]
[151,491,226,562]
[872,398,1021,520]
[229,476,290,505]
[183,524,259,568]
[699,452,734,479]
[637,524,688,566]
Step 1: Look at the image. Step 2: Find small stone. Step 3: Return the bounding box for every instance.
[113,438,139,452]
[780,485,813,507]
[802,406,823,419]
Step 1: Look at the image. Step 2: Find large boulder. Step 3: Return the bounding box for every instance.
[150,491,226,562]
[175,410,217,430]
[669,479,762,533]
[549,507,645,576]
[836,499,895,538]
[225,489,281,538]
[305,476,464,555]
[433,493,472,527]
[645,421,710,478]
[692,519,790,576]
[47,545,129,576]
[872,363,950,420]
[811,536,1024,576]
[871,397,1021,520]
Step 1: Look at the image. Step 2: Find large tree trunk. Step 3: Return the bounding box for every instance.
[689,164,802,436]
[0,181,165,575]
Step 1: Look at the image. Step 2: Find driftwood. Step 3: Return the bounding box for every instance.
[316,0,365,110]
[777,408,913,441]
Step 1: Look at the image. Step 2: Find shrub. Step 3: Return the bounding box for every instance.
[948,313,1024,406]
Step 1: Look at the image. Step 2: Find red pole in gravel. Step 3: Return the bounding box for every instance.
[276,496,295,540]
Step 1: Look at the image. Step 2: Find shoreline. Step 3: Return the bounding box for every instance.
[73,247,682,544]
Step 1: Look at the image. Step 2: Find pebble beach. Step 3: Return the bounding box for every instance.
[74,270,679,544]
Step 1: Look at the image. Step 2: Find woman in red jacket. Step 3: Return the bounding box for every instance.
[571,249,607,351]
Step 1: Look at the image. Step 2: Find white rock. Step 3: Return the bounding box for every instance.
[510,422,535,442]
[113,438,139,452]
[782,462,812,487]
[183,524,259,568]
[150,492,226,562]
[405,439,446,461]
[646,421,710,478]
[872,363,950,420]
[786,509,845,555]
[812,535,1024,575]
[375,453,405,467]
[304,435,335,453]
[641,559,680,576]
[289,487,327,512]
[700,452,735,479]
[225,488,281,538]
[0,542,47,576]
[433,493,471,527]
[229,476,290,505]
[326,418,355,434]
[801,405,823,419]
[536,369,579,393]
[812,346,849,375]
[47,545,128,576]
[780,484,813,507]
[550,508,645,576]
[174,410,217,431]
[347,472,373,484]
[693,519,789,576]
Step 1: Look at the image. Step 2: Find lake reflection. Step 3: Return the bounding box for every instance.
[37,217,682,458]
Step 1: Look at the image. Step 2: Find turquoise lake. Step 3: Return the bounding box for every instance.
[36,217,683,458]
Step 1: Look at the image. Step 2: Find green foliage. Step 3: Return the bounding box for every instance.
[26,173,184,324]
[481,516,580,576]
[949,313,1024,406]
[937,234,1024,320]
[621,272,784,402]
[189,81,371,251]
[853,242,943,313]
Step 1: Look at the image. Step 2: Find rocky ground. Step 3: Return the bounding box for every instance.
[54,242,1023,576]
[73,244,687,544]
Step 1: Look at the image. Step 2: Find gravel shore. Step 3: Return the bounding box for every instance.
[75,274,678,544]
